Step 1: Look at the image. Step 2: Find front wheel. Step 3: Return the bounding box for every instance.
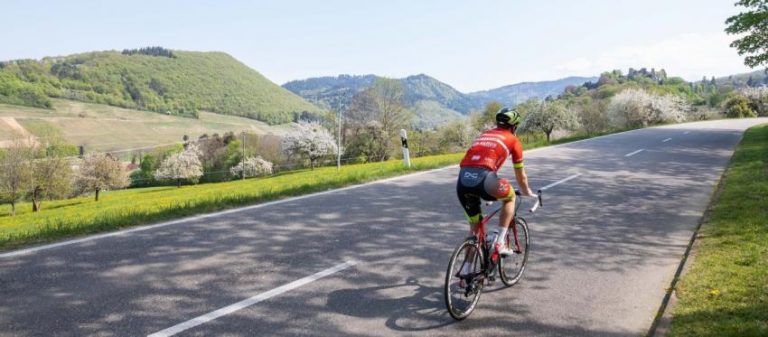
[444,237,485,320]
[499,218,530,287]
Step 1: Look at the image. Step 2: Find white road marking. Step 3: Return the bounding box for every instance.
[147,261,357,337]
[625,149,645,157]
[540,174,581,191]
[662,138,672,142]
[683,131,690,135]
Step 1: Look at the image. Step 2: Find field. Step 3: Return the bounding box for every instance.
[0,99,292,152]
[669,124,768,337]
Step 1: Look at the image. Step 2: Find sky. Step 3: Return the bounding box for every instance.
[1,0,754,92]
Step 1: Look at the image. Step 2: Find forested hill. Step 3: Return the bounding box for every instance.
[283,73,483,128]
[469,76,598,106]
[283,74,600,128]
[0,48,323,124]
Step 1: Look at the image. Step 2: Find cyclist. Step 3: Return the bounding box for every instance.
[457,107,534,262]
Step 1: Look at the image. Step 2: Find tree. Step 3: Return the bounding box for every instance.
[607,88,690,128]
[573,97,609,136]
[76,153,129,201]
[471,101,502,132]
[344,121,390,163]
[740,87,768,115]
[282,121,339,169]
[30,155,72,212]
[346,78,412,161]
[0,139,33,216]
[154,144,204,187]
[726,0,768,68]
[723,94,757,118]
[437,120,476,153]
[520,100,580,142]
[230,156,273,178]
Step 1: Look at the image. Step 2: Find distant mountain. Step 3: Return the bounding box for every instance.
[0,48,323,124]
[284,74,598,128]
[470,76,598,106]
[713,69,768,88]
[283,74,481,128]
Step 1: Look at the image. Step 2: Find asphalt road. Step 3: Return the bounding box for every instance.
[1,118,766,337]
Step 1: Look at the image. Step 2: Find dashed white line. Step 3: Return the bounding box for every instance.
[683,131,690,135]
[147,261,357,337]
[662,138,672,142]
[540,174,581,191]
[625,149,645,157]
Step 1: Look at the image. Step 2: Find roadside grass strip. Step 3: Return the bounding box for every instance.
[0,128,629,251]
[669,124,768,337]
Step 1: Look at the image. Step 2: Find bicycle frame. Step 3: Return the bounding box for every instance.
[473,196,526,257]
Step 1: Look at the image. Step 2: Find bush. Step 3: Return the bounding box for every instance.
[723,95,757,118]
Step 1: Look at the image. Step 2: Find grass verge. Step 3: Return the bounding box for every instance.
[0,127,629,251]
[669,124,768,337]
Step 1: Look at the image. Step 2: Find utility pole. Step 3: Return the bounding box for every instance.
[241,131,246,180]
[337,110,342,171]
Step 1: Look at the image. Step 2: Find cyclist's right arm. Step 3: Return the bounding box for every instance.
[514,167,534,196]
[509,136,534,196]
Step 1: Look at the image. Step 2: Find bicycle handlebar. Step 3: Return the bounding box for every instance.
[486,189,543,213]
[529,190,543,213]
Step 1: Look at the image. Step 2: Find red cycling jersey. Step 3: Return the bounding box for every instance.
[459,127,524,172]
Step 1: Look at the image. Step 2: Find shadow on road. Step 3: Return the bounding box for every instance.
[0,127,746,336]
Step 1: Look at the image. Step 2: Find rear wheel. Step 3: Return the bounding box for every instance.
[444,237,485,320]
[499,218,530,287]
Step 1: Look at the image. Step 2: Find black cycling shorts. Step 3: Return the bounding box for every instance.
[456,167,513,220]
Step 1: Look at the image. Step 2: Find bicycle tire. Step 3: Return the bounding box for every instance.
[499,217,530,287]
[444,237,485,320]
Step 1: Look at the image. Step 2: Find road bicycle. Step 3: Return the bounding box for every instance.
[444,189,542,320]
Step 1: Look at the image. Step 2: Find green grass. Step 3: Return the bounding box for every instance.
[669,124,768,337]
[0,153,461,250]
[0,126,633,251]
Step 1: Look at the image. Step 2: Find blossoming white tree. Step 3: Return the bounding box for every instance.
[608,88,690,128]
[230,156,274,178]
[282,121,340,169]
[519,100,580,142]
[154,144,203,187]
[76,153,129,201]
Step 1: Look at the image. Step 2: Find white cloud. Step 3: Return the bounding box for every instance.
[554,32,754,80]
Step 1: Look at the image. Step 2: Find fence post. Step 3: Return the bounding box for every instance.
[400,129,411,168]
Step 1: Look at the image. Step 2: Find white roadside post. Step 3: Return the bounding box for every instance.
[400,129,411,168]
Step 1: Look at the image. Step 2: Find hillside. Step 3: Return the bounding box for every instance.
[0,99,292,153]
[0,48,323,124]
[470,76,597,106]
[713,69,768,88]
[284,73,480,128]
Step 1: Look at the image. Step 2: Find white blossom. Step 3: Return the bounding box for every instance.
[154,144,203,185]
[230,156,273,178]
[282,120,340,169]
[608,88,691,127]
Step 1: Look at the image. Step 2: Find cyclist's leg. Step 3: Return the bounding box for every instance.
[483,173,516,252]
[456,172,485,280]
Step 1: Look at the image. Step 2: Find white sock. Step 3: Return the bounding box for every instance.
[495,227,508,245]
